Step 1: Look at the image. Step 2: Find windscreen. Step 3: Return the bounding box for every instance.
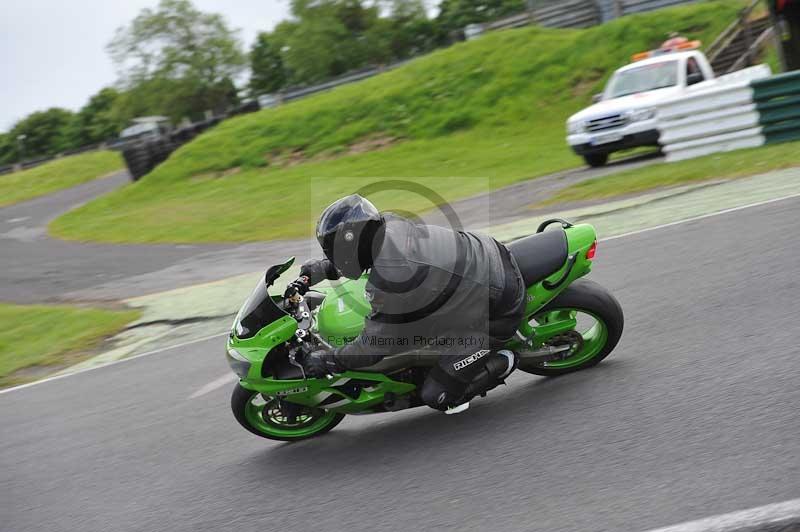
[120,122,157,138]
[233,280,288,339]
[606,61,678,99]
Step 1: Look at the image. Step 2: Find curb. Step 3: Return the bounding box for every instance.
[644,499,800,532]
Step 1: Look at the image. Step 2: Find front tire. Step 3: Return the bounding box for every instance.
[231,384,345,441]
[519,279,623,377]
[583,153,609,167]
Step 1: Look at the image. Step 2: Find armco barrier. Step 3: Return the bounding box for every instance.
[620,0,699,16]
[485,12,532,31]
[656,65,774,162]
[752,70,800,144]
[532,0,600,28]
[484,1,600,32]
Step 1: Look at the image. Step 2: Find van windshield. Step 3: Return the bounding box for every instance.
[606,61,678,99]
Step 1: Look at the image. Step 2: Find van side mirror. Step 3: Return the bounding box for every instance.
[687,72,704,86]
[592,93,603,103]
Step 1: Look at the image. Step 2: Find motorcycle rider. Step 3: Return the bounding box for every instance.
[289,194,526,412]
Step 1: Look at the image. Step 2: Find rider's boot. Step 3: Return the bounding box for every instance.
[462,349,518,400]
[422,349,518,413]
[443,350,518,414]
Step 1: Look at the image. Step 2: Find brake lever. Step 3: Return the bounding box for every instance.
[288,349,307,380]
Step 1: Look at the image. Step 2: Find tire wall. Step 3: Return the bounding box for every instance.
[119,108,251,181]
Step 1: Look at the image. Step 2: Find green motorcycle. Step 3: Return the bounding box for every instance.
[227,219,623,441]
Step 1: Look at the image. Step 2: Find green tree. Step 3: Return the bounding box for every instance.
[72,87,124,145]
[249,32,288,94]
[7,108,76,162]
[0,133,13,165]
[272,0,444,85]
[107,0,246,121]
[383,0,443,59]
[276,0,383,85]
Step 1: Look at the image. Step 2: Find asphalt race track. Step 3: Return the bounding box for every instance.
[0,152,661,304]
[0,172,308,304]
[2,196,799,532]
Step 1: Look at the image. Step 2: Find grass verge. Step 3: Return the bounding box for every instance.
[0,151,124,208]
[50,2,740,243]
[538,141,800,206]
[0,303,140,388]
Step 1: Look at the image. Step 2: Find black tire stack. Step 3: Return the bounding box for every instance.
[121,143,152,181]
[118,104,260,181]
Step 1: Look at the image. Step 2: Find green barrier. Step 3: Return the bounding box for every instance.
[762,118,800,143]
[752,70,800,92]
[752,71,800,144]
[758,97,800,124]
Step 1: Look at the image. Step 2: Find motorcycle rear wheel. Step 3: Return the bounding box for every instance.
[519,279,623,376]
[231,384,345,441]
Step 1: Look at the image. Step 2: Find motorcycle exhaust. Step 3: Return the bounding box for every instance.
[517,344,571,363]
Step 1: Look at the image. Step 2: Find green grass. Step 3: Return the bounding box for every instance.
[0,303,140,388]
[539,140,800,206]
[0,151,124,208]
[51,1,740,244]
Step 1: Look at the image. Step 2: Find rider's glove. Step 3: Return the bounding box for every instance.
[304,350,343,378]
[284,276,310,298]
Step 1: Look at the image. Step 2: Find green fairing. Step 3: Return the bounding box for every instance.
[514,223,595,342]
[228,222,617,440]
[234,314,296,380]
[316,276,371,346]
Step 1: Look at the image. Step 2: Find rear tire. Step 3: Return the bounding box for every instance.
[583,153,609,167]
[519,279,623,377]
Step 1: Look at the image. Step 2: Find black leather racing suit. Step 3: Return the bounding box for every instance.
[302,213,527,409]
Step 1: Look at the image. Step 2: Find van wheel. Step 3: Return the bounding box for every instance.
[583,153,609,167]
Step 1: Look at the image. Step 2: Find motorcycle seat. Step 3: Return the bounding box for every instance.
[507,230,568,286]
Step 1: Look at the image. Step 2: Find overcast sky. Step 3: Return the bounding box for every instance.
[0,0,291,132]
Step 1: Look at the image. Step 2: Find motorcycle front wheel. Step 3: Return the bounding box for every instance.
[231,384,345,441]
[519,279,624,377]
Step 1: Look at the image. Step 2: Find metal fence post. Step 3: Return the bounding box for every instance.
[613,0,623,19]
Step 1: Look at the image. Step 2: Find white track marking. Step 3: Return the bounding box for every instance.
[3,190,800,396]
[188,373,238,399]
[0,332,228,396]
[642,497,800,532]
[601,191,800,243]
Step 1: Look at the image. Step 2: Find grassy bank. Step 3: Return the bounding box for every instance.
[51,2,739,243]
[539,141,800,206]
[0,303,140,388]
[0,151,123,208]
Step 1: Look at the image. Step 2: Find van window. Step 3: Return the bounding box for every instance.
[686,58,704,82]
[606,61,678,98]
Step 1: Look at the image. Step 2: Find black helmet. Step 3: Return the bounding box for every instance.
[316,194,383,279]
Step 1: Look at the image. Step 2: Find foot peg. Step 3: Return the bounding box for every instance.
[496,349,517,379]
[445,402,470,415]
